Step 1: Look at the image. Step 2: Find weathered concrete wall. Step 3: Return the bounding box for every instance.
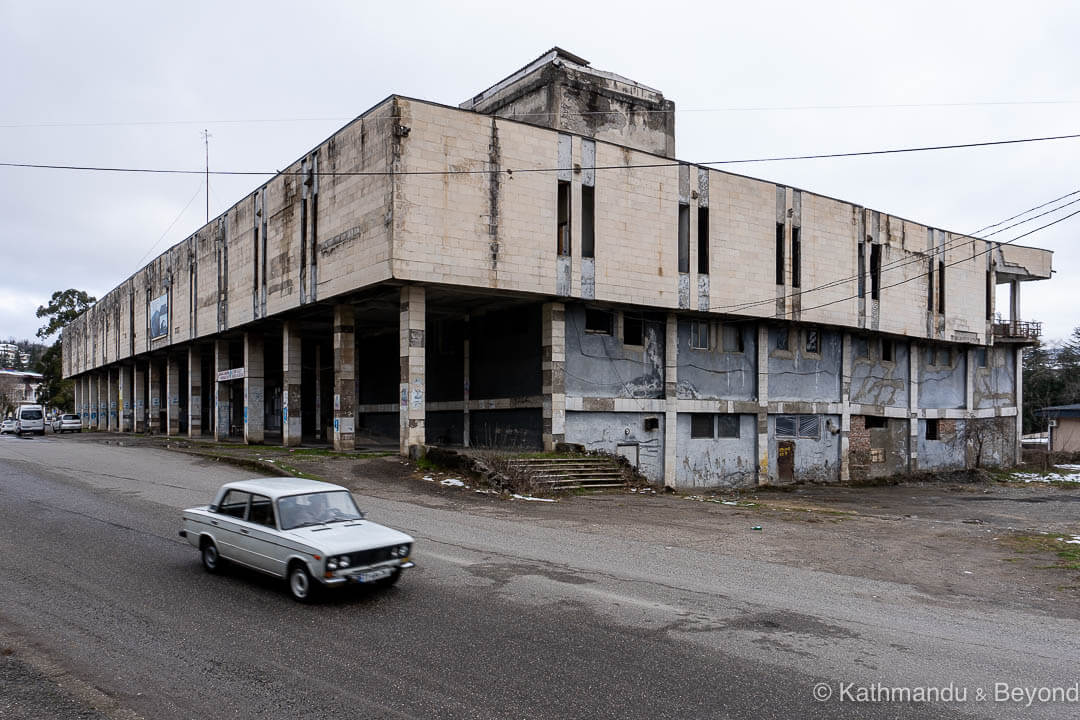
[974,345,1016,409]
[676,320,756,400]
[564,305,664,399]
[917,418,965,470]
[564,411,664,483]
[918,346,966,409]
[674,413,756,488]
[767,327,842,403]
[767,414,842,483]
[850,337,909,408]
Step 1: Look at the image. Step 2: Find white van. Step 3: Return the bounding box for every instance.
[16,404,45,437]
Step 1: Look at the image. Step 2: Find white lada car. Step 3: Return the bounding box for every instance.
[180,477,414,602]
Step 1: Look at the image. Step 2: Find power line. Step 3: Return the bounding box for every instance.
[5,98,1080,128]
[2,131,1079,178]
[713,189,1080,314]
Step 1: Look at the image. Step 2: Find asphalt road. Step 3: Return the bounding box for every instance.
[1,433,1077,719]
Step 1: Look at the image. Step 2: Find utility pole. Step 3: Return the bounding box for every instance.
[201,129,212,223]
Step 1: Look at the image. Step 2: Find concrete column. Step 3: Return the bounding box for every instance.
[909,341,920,472]
[663,312,678,488]
[214,340,230,441]
[840,332,852,483]
[89,374,98,429]
[542,302,566,452]
[147,360,161,434]
[188,345,202,438]
[133,363,145,433]
[244,332,264,444]
[332,306,356,451]
[399,286,426,456]
[757,323,771,484]
[166,354,181,436]
[1015,345,1024,465]
[463,317,471,448]
[97,373,106,430]
[282,321,302,446]
[314,344,322,441]
[1010,279,1021,322]
[117,365,130,431]
[107,367,116,431]
[965,347,976,411]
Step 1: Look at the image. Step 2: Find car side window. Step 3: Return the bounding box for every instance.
[248,494,275,528]
[217,490,250,519]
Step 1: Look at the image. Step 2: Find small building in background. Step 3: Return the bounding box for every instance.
[1035,405,1080,453]
[0,369,44,411]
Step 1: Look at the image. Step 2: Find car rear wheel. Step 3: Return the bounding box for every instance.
[201,539,223,573]
[288,563,317,603]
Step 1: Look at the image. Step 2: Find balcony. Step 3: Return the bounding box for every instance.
[992,320,1042,341]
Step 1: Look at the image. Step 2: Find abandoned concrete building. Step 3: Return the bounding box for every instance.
[62,48,1053,488]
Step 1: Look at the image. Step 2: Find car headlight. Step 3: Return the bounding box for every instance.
[394,544,410,557]
[327,559,338,570]
[338,556,350,568]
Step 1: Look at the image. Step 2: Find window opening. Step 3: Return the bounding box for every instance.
[881,339,894,363]
[775,326,789,352]
[585,308,613,335]
[697,206,709,274]
[775,222,785,285]
[623,314,643,346]
[557,181,571,256]
[925,418,940,440]
[690,321,710,350]
[865,416,887,429]
[776,415,797,438]
[798,415,820,439]
[690,413,714,439]
[870,243,881,300]
[678,204,690,274]
[791,227,801,288]
[581,186,595,258]
[721,325,743,353]
[716,414,740,438]
[805,328,819,354]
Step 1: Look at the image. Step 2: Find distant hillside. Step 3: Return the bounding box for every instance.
[0,338,49,370]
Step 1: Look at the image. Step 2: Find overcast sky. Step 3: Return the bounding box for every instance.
[2,0,1078,344]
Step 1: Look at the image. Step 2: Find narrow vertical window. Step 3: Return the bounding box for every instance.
[938,260,946,313]
[678,203,690,274]
[775,223,785,285]
[927,259,935,312]
[870,243,881,300]
[775,326,789,351]
[581,185,595,258]
[985,270,992,321]
[697,206,709,274]
[557,181,571,256]
[857,241,866,298]
[791,227,801,288]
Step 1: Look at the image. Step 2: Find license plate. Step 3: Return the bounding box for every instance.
[356,568,392,583]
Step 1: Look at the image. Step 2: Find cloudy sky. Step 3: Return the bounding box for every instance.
[2,0,1078,343]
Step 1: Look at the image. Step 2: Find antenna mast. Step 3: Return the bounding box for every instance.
[201,129,212,222]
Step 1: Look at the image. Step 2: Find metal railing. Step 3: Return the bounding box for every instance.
[992,320,1042,340]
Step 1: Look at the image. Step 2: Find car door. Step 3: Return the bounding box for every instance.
[211,489,251,563]
[234,494,288,577]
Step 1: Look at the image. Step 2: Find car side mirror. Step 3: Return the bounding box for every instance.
[208,505,218,513]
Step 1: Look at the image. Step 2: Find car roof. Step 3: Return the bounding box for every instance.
[219,477,348,500]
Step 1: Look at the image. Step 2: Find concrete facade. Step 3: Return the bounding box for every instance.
[63,49,1052,488]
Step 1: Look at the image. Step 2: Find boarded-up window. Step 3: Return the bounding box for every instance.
[854,336,869,359]
[690,321,710,350]
[690,413,714,438]
[775,326,789,352]
[585,308,613,335]
[798,415,820,439]
[805,328,820,355]
[721,325,743,353]
[716,414,740,438]
[776,415,797,438]
[881,339,894,363]
[936,347,951,367]
[975,347,987,368]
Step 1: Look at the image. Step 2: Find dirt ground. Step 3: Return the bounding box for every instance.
[86,433,1080,620]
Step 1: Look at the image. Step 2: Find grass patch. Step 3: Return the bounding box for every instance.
[271,461,321,482]
[284,448,391,459]
[1001,533,1080,571]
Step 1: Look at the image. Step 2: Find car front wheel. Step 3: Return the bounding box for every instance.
[288,563,317,603]
[201,539,223,573]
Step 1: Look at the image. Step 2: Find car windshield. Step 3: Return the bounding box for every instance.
[278,491,362,530]
[63,415,78,420]
[20,410,42,420]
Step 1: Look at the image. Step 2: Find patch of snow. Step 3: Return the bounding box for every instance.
[422,475,434,482]
[1011,472,1080,484]
[1059,535,1080,545]
[1055,464,1080,471]
[475,489,498,495]
[511,493,556,503]
[440,477,465,487]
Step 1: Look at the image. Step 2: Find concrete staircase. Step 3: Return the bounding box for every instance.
[504,456,628,491]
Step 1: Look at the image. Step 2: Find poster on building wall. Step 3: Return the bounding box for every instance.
[149,293,168,339]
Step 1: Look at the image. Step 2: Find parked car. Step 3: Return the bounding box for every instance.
[180,478,415,602]
[55,414,82,433]
[15,404,45,437]
[1,418,16,434]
